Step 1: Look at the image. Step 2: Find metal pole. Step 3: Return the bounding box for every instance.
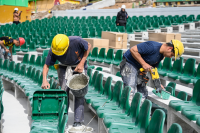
[35,0,37,13]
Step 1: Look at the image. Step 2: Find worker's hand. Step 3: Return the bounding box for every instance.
[117,23,119,25]
[142,63,152,71]
[41,81,50,89]
[5,49,9,53]
[161,84,165,89]
[74,63,84,73]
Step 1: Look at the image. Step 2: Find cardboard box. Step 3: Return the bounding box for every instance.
[83,38,109,52]
[129,40,145,48]
[149,33,181,42]
[102,31,128,49]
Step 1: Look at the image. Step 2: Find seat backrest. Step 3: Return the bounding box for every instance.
[191,79,200,105]
[26,66,32,78]
[96,67,103,71]
[165,86,175,96]
[29,55,36,65]
[94,73,104,93]
[87,68,93,86]
[116,71,121,77]
[58,105,66,128]
[129,92,142,122]
[162,57,172,71]
[35,56,42,66]
[98,48,106,59]
[182,58,196,76]
[106,49,114,60]
[167,123,182,133]
[171,57,183,73]
[167,82,176,91]
[112,81,123,104]
[91,47,98,58]
[114,50,123,62]
[119,86,131,114]
[103,77,112,99]
[177,91,188,101]
[33,70,41,83]
[134,99,152,131]
[14,63,21,74]
[91,71,99,87]
[20,65,26,76]
[8,61,15,72]
[195,63,200,78]
[0,59,3,69]
[22,54,29,64]
[147,109,165,133]
[58,114,68,133]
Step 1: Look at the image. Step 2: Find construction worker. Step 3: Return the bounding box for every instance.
[13,8,22,25]
[41,34,91,127]
[116,5,128,28]
[120,40,184,103]
[0,36,25,60]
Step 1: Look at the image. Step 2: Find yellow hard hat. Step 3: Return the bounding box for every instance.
[171,40,184,60]
[48,10,52,14]
[51,34,69,56]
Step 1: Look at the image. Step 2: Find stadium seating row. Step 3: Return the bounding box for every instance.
[0,59,68,132]
[158,57,200,85]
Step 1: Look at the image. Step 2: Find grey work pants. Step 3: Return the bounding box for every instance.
[120,58,148,104]
[57,61,87,123]
[0,46,9,60]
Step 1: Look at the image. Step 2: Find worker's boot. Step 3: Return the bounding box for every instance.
[73,122,82,127]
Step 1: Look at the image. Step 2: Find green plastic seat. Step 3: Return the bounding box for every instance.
[85,73,104,102]
[96,48,106,63]
[113,50,123,66]
[108,99,153,133]
[104,49,114,64]
[158,57,172,77]
[91,81,123,111]
[29,55,36,66]
[126,26,134,34]
[21,42,29,52]
[89,47,98,61]
[117,26,125,33]
[169,79,200,111]
[42,50,49,58]
[88,71,99,89]
[167,123,182,133]
[39,38,47,49]
[86,76,112,105]
[96,67,103,71]
[96,86,131,118]
[103,93,142,128]
[165,86,174,97]
[179,58,196,84]
[116,71,121,77]
[167,57,183,80]
[29,42,37,51]
[193,63,200,85]
[194,15,200,22]
[177,91,188,101]
[172,17,183,25]
[183,16,194,23]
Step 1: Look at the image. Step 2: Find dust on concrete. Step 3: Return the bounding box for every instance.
[69,75,88,90]
[68,125,93,132]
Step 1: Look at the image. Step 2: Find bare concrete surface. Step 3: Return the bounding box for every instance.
[1,90,30,133]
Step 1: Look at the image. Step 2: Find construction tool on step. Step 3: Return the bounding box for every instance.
[137,68,149,87]
[149,68,171,100]
[139,68,171,100]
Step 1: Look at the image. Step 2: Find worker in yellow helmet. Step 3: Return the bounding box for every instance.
[41,34,91,127]
[120,40,184,104]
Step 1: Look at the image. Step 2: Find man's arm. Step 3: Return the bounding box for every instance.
[75,43,91,73]
[0,41,9,53]
[41,64,50,89]
[130,46,152,71]
[9,46,12,56]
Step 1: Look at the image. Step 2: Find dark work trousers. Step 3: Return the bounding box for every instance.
[57,61,88,123]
